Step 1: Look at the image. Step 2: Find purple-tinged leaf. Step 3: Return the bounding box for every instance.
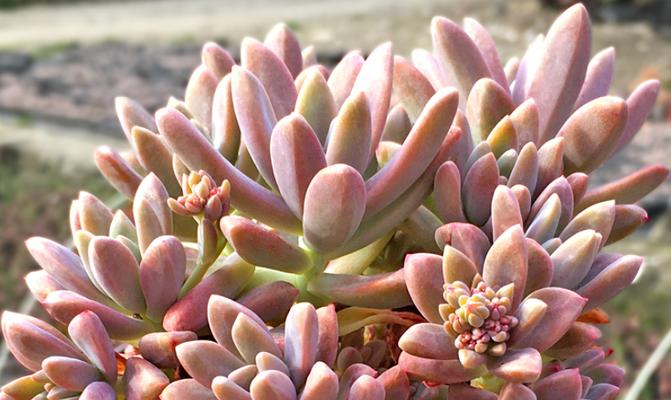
[212,376,252,400]
[176,341,245,387]
[241,37,297,118]
[528,4,591,142]
[315,305,339,367]
[115,96,157,142]
[463,17,508,90]
[94,146,142,199]
[491,185,523,241]
[532,369,582,400]
[220,216,310,273]
[567,172,589,205]
[25,237,107,305]
[185,65,218,130]
[487,116,518,157]
[504,57,520,84]
[250,370,297,400]
[270,113,326,218]
[574,47,615,110]
[212,75,241,162]
[398,323,457,360]
[326,91,372,173]
[1,311,83,372]
[524,239,553,295]
[381,104,412,144]
[392,55,436,121]
[296,70,336,144]
[577,255,642,310]
[230,66,278,188]
[535,137,564,197]
[265,23,303,79]
[508,142,539,191]
[551,230,601,288]
[560,96,627,174]
[123,357,170,400]
[77,192,113,236]
[510,99,540,146]
[398,352,480,385]
[487,347,542,383]
[160,379,216,400]
[303,164,366,253]
[308,269,410,309]
[337,364,377,400]
[442,245,478,287]
[577,164,669,212]
[509,288,587,352]
[529,176,574,230]
[608,204,648,245]
[350,42,393,159]
[462,153,499,225]
[466,78,514,142]
[614,79,661,153]
[299,361,338,400]
[284,303,319,388]
[163,253,254,332]
[44,291,154,340]
[435,222,491,271]
[140,236,186,321]
[133,173,172,255]
[483,225,527,309]
[89,237,145,314]
[404,253,443,323]
[365,87,458,217]
[201,42,235,79]
[238,281,299,326]
[434,161,466,224]
[498,383,537,400]
[411,48,450,90]
[349,375,384,400]
[139,331,197,369]
[232,313,282,363]
[327,50,364,109]
[525,194,561,246]
[432,17,491,105]
[25,270,64,303]
[68,311,116,383]
[207,294,266,358]
[512,34,544,106]
[560,201,615,243]
[545,322,601,359]
[80,382,117,400]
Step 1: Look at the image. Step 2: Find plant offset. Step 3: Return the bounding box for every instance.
[1,4,668,400]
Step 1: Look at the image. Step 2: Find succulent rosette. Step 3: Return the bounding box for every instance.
[160,296,412,400]
[0,3,668,399]
[388,4,668,243]
[0,311,154,400]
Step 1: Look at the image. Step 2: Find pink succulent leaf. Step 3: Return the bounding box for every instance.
[241,37,297,118]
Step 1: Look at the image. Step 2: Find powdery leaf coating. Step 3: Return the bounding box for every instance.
[283,303,319,388]
[528,3,591,142]
[559,96,627,174]
[241,37,297,118]
[270,113,326,218]
[302,164,366,253]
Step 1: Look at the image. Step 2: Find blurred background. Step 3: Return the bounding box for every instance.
[0,0,669,397]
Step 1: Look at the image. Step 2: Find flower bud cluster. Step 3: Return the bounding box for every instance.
[168,170,231,221]
[442,279,518,356]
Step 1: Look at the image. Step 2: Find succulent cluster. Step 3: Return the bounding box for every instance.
[1,4,668,399]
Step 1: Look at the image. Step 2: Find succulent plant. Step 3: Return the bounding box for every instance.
[1,3,668,399]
